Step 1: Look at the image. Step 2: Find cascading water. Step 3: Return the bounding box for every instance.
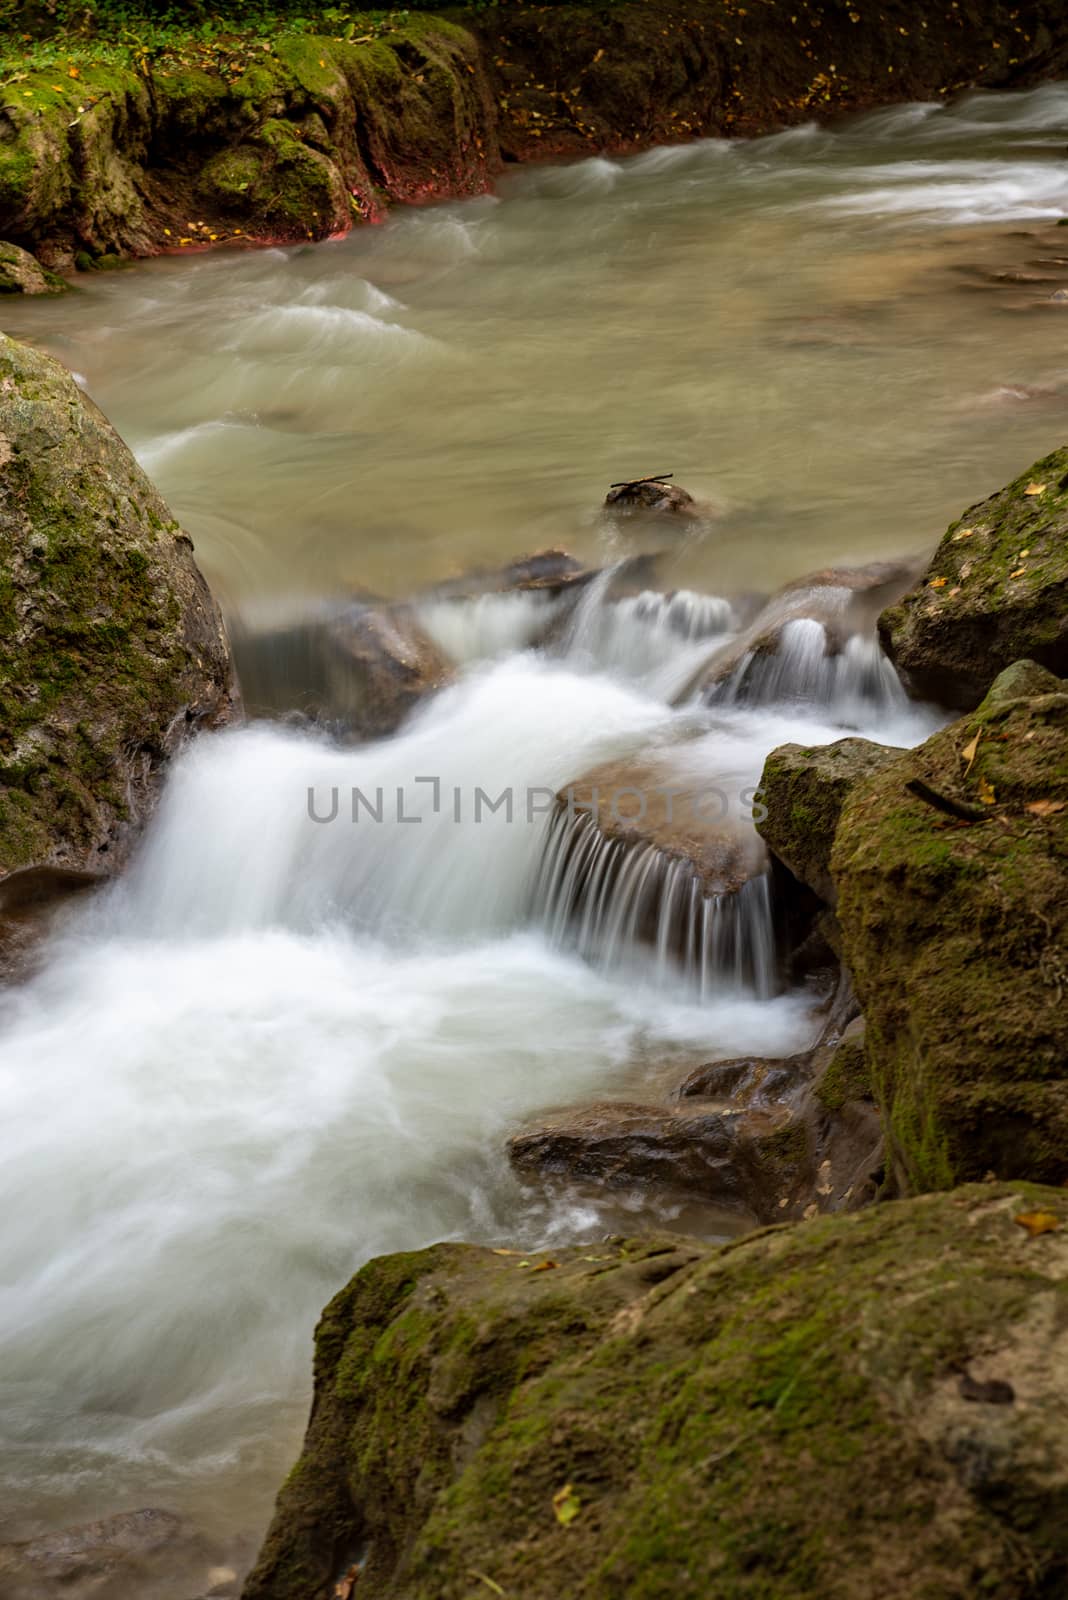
[2,76,1060,1598]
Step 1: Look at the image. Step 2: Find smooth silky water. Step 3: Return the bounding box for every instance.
[1,83,1067,1587]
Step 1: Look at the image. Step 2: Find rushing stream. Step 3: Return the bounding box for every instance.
[2,82,1067,1590]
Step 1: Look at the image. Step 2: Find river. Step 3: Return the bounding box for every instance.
[1,83,1066,1593]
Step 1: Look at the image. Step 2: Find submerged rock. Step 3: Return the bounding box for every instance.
[242,1181,1068,1600]
[0,1507,235,1600]
[0,240,66,294]
[0,333,234,878]
[880,445,1068,707]
[832,660,1068,1191]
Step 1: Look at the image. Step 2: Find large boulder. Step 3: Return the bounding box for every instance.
[831,660,1068,1192]
[243,1181,1068,1600]
[757,737,904,902]
[880,445,1068,708]
[0,333,234,877]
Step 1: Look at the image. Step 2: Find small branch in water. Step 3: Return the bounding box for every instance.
[906,778,990,822]
[608,472,674,488]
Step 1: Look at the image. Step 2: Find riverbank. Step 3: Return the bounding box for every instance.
[2,1,1068,271]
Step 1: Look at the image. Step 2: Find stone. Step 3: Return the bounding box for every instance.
[0,1508,233,1600]
[559,752,768,897]
[603,478,706,520]
[756,737,905,903]
[241,1181,1068,1600]
[0,333,234,878]
[0,240,67,294]
[231,603,452,740]
[879,444,1068,707]
[831,661,1068,1192]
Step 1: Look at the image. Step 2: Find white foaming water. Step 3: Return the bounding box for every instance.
[415,590,562,664]
[560,582,738,700]
[707,618,911,721]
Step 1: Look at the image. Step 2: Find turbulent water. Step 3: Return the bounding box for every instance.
[1,81,1066,1586]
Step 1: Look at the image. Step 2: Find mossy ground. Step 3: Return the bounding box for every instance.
[243,1184,1068,1600]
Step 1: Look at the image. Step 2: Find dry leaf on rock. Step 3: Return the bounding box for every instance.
[1014,1211,1061,1238]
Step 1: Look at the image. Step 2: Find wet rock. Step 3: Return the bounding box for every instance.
[242,1181,1068,1600]
[832,661,1068,1192]
[0,239,67,294]
[232,603,453,740]
[559,753,767,896]
[880,445,1068,708]
[0,864,103,984]
[756,737,905,903]
[321,606,453,739]
[603,477,706,520]
[509,973,880,1224]
[419,548,592,600]
[0,333,235,878]
[0,1508,233,1600]
[683,558,917,703]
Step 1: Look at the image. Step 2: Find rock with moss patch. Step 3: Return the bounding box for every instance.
[0,332,234,878]
[243,1181,1068,1600]
[757,737,905,903]
[880,445,1068,707]
[0,240,66,294]
[831,661,1068,1193]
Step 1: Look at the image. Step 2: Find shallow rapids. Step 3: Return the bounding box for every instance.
[1,78,1066,1590]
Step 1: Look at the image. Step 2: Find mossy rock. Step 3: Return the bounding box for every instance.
[832,661,1068,1193]
[880,445,1068,708]
[0,240,66,295]
[757,737,905,903]
[244,1182,1068,1600]
[0,332,234,875]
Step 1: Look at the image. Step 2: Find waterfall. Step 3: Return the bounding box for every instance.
[531,808,777,999]
[705,618,910,719]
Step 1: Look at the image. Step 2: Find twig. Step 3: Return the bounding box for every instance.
[608,472,674,488]
[905,778,990,822]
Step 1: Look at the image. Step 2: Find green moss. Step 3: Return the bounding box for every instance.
[244,1188,1068,1600]
[831,664,1068,1193]
[815,1032,871,1112]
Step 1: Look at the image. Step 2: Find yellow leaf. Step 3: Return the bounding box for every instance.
[552,1483,581,1526]
[1015,1210,1061,1238]
[1020,549,1030,558]
[1024,482,1047,496]
[977,776,996,806]
[960,731,981,773]
[929,577,948,589]
[491,1247,520,1256]
[1026,800,1067,817]
[1009,567,1026,578]
[68,65,80,77]
[952,527,974,540]
[163,227,171,235]
[531,1259,558,1272]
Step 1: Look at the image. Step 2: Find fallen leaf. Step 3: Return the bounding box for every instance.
[1009,567,1026,579]
[929,576,948,589]
[68,65,80,77]
[552,1483,581,1526]
[960,731,981,773]
[977,777,997,806]
[1020,549,1030,558]
[1024,482,1047,496]
[1026,799,1067,817]
[531,1259,558,1272]
[1015,1210,1061,1238]
[953,526,975,540]
[491,1247,521,1256]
